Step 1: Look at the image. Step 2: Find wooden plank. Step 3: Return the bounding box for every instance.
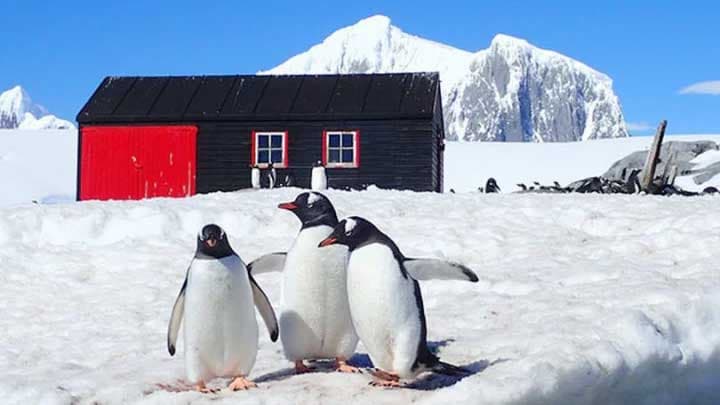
[640,120,667,191]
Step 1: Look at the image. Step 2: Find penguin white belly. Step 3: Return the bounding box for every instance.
[311,167,327,191]
[280,225,357,361]
[347,244,422,378]
[183,256,258,383]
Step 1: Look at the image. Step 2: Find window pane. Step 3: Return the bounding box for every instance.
[342,134,354,147]
[329,134,340,147]
[328,149,340,163]
[342,149,354,163]
[271,150,283,164]
[258,135,269,148]
[258,150,269,163]
[271,135,283,148]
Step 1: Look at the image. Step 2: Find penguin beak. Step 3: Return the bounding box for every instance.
[278,202,298,211]
[318,237,337,248]
[206,238,217,248]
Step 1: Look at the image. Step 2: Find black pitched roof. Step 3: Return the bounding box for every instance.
[77,73,440,124]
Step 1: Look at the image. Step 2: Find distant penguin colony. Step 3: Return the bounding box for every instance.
[167,224,278,392]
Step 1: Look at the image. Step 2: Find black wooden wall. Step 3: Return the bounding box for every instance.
[196,118,439,193]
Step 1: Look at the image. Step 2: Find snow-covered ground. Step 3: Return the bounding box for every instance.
[0,129,77,206]
[2,188,720,404]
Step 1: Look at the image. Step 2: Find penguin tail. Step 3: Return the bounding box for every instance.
[432,360,471,376]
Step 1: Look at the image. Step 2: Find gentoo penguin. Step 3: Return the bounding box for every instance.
[267,163,277,189]
[485,178,500,193]
[318,217,478,387]
[251,165,261,189]
[311,160,327,191]
[247,192,358,373]
[167,224,279,392]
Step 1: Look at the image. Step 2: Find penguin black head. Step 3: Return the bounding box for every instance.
[196,224,234,259]
[278,192,339,229]
[318,216,378,251]
[485,177,500,193]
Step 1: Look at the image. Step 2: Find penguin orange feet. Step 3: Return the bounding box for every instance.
[194,381,219,394]
[228,376,257,391]
[295,360,314,374]
[335,357,361,373]
[369,369,401,388]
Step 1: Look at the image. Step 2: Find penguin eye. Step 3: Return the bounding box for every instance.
[220,229,225,239]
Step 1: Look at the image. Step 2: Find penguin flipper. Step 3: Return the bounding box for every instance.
[167,268,189,356]
[403,258,478,282]
[249,275,279,342]
[247,252,286,275]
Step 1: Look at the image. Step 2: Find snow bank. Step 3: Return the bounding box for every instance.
[1,188,719,404]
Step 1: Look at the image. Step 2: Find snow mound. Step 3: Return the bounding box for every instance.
[263,15,628,142]
[1,189,720,404]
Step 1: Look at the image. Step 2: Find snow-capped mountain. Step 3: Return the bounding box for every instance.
[263,15,628,142]
[0,86,74,130]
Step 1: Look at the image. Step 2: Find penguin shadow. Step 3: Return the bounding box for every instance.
[404,339,508,391]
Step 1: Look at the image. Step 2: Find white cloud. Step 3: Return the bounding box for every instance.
[679,80,720,95]
[625,121,653,132]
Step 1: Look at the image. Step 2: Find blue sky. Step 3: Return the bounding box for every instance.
[1,0,718,135]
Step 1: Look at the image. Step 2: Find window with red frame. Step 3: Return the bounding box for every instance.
[252,131,288,168]
[323,130,359,168]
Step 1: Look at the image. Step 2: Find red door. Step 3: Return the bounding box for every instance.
[80,125,197,200]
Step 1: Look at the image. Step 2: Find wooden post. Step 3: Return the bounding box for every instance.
[641,120,667,191]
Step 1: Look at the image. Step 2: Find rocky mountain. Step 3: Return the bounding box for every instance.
[262,15,628,142]
[0,86,74,130]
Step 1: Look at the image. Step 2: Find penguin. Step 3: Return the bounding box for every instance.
[311,160,327,191]
[247,192,358,373]
[485,178,500,193]
[284,173,296,188]
[267,163,277,189]
[251,165,261,189]
[318,217,478,387]
[516,183,528,192]
[167,224,279,392]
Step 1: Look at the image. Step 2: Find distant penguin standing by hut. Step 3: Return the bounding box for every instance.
[311,161,327,191]
[251,165,261,189]
[267,163,277,189]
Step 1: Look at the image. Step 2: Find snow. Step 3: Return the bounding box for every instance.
[2,129,720,402]
[17,112,74,130]
[2,187,720,404]
[0,129,77,206]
